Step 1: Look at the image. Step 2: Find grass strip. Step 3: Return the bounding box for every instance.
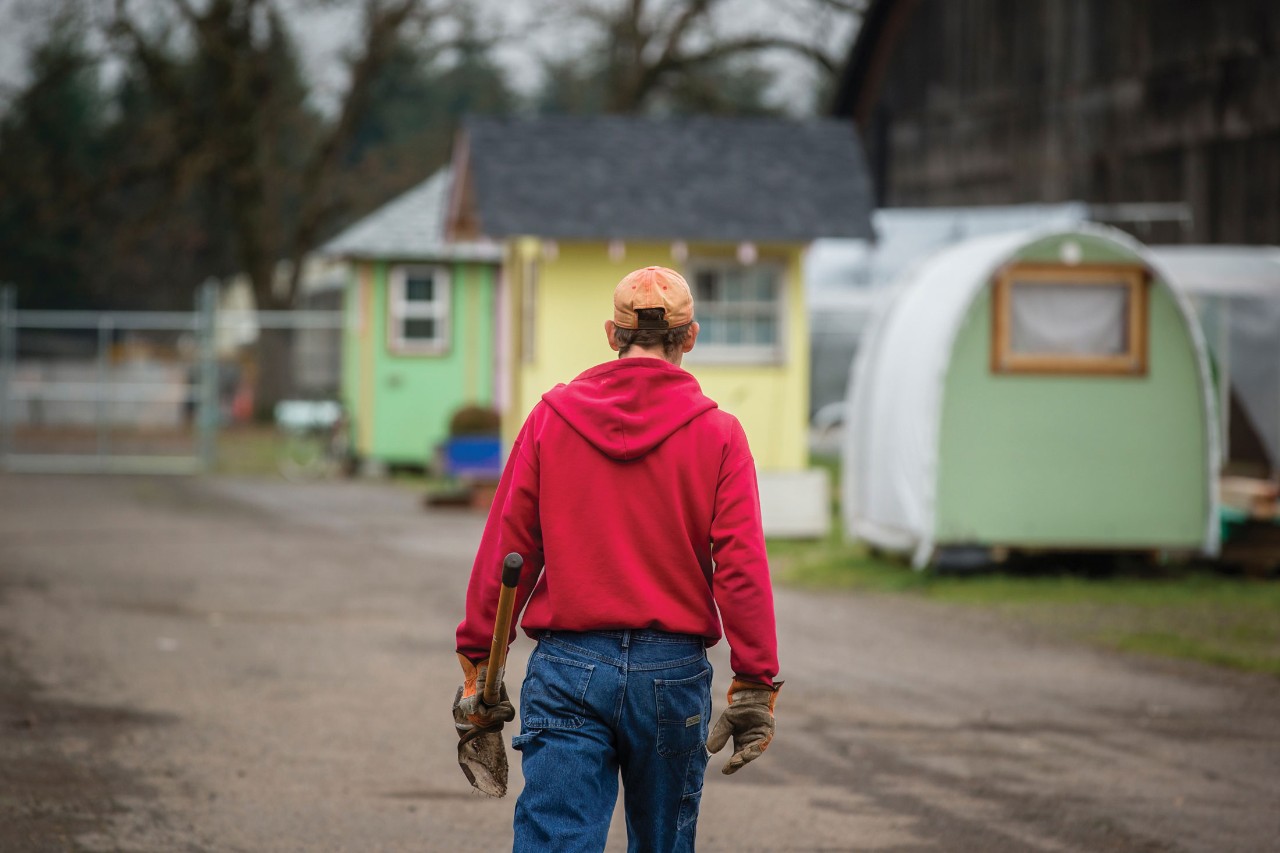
[769,528,1280,677]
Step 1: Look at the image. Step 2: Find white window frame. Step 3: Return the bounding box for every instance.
[388,264,450,355]
[684,260,787,365]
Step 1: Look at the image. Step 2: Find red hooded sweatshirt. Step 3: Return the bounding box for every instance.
[455,357,779,684]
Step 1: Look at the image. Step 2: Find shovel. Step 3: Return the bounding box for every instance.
[456,552,523,797]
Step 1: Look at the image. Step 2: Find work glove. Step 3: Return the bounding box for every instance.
[706,678,783,775]
[453,654,516,736]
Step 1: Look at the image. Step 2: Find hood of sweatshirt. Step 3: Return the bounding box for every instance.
[541,359,718,461]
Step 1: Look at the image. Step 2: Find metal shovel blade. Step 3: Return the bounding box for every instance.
[457,727,509,798]
[456,553,523,798]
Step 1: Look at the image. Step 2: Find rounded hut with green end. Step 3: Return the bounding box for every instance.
[843,225,1221,568]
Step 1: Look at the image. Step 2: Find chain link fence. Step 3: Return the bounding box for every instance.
[0,284,343,475]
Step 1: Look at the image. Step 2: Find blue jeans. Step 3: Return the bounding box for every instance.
[511,629,712,853]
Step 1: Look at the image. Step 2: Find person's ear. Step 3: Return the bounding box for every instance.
[605,319,621,352]
[682,321,699,353]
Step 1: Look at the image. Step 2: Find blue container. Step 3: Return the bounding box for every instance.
[443,436,503,479]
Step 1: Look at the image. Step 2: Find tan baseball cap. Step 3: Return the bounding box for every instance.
[613,266,694,330]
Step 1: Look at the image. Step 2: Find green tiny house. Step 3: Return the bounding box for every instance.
[843,225,1220,567]
[322,168,503,467]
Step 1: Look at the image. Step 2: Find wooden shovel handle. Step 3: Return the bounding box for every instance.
[483,553,523,705]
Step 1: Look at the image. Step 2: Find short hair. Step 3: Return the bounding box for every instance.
[615,309,693,358]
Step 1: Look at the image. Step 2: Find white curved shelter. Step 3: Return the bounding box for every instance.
[843,225,1220,567]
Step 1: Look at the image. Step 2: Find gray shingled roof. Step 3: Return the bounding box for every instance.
[461,116,874,242]
[320,167,502,261]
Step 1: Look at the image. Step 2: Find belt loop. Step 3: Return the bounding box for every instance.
[621,629,631,649]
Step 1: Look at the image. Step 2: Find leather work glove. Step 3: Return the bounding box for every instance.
[453,654,516,736]
[706,678,783,775]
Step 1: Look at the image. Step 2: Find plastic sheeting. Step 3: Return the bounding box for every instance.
[1149,246,1280,474]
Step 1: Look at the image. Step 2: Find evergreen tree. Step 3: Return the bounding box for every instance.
[333,21,517,231]
[0,18,108,308]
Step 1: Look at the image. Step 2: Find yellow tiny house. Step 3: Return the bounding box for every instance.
[500,239,810,472]
[449,116,874,535]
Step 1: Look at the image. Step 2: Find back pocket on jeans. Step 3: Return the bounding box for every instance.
[521,652,594,730]
[655,668,711,757]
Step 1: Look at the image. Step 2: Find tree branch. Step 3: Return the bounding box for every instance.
[630,0,715,104]
[108,0,183,104]
[671,34,840,76]
[812,0,869,13]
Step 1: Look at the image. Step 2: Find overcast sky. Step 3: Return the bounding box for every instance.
[0,0,859,115]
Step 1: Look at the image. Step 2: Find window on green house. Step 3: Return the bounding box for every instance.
[688,262,784,364]
[992,263,1148,375]
[389,265,450,355]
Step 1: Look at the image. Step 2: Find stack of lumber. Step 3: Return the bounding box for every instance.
[1219,477,1280,575]
[1221,476,1280,520]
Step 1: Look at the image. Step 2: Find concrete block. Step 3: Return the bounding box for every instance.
[758,468,831,539]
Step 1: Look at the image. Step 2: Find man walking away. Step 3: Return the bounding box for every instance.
[454,265,782,852]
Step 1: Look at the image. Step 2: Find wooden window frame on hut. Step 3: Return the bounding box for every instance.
[991,263,1150,376]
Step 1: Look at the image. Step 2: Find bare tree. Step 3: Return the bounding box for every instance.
[534,0,865,112]
[109,0,447,310]
[105,0,449,407]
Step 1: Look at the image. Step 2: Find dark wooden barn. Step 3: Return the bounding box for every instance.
[834,0,1280,245]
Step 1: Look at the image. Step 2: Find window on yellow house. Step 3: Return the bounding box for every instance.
[991,263,1148,375]
[689,263,784,363]
[389,265,450,355]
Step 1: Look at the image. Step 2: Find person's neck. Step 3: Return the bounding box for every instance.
[619,347,681,367]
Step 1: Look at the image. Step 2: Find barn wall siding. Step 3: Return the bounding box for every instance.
[865,0,1280,244]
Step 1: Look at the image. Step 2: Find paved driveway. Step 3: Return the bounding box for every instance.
[1,474,1277,852]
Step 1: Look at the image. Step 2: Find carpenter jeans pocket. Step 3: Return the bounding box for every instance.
[677,777,705,832]
[654,668,712,757]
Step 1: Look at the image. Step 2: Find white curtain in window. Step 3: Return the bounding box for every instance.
[1010,283,1128,355]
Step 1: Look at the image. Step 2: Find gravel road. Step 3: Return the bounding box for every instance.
[1,474,1277,852]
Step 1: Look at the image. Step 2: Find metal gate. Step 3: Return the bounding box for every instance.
[0,284,344,475]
